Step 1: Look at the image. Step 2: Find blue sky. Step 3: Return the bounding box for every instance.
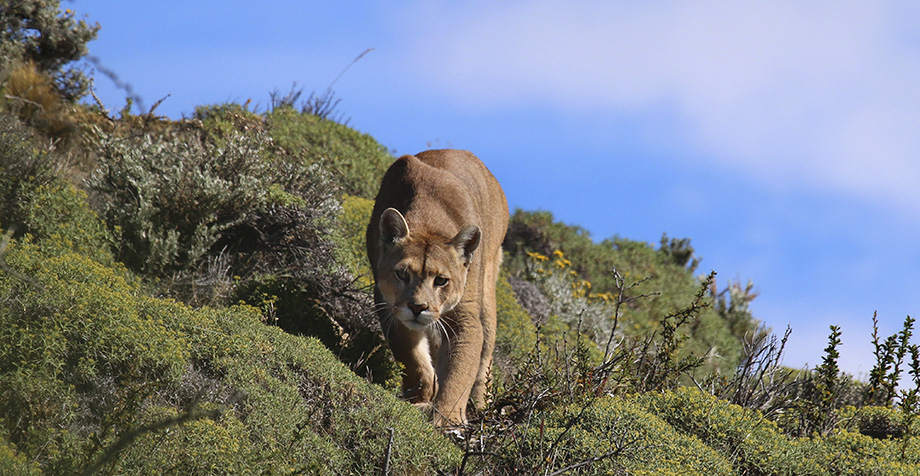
[72,0,920,377]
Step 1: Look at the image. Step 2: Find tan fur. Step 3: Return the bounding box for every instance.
[367,149,508,426]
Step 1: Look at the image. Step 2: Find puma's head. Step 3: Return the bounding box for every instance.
[375,208,481,332]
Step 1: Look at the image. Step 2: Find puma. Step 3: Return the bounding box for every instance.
[367,149,509,426]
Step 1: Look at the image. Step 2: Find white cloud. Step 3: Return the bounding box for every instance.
[396,1,920,212]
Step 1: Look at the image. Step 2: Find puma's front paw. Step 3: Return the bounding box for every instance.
[412,401,434,420]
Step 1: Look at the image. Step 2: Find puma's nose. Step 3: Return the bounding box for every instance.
[408,302,429,316]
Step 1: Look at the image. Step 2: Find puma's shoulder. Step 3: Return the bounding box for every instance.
[373,150,506,227]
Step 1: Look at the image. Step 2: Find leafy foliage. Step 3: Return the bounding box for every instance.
[0,236,460,475]
[0,114,111,264]
[503,209,754,376]
[494,272,539,368]
[479,396,735,476]
[84,109,408,390]
[0,0,99,100]
[640,387,919,476]
[0,114,58,230]
[87,123,333,279]
[265,106,392,199]
[2,11,919,470]
[336,194,375,285]
[868,314,918,407]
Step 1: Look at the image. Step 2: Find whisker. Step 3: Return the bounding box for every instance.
[441,318,457,339]
[372,302,395,339]
[380,313,391,338]
[436,319,453,349]
[383,310,397,340]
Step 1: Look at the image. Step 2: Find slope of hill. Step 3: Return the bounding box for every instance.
[2,5,920,473]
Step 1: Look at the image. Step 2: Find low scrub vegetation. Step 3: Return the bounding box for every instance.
[0,235,459,474]
[2,3,919,474]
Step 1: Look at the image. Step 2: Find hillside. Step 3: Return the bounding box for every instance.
[3,3,920,474]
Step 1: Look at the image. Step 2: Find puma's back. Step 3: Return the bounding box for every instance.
[367,149,508,426]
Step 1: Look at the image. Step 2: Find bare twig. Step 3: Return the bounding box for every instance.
[545,431,658,476]
[602,267,657,363]
[86,55,145,113]
[328,48,375,90]
[89,87,111,117]
[383,427,395,476]
[4,94,46,111]
[146,93,171,117]
[0,229,44,290]
[544,449,623,476]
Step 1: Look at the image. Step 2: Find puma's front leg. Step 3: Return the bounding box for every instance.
[385,322,437,403]
[402,336,437,403]
[432,315,483,426]
[471,259,501,410]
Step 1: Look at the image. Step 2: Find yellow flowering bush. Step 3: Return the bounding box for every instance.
[505,209,750,376]
[522,249,621,350]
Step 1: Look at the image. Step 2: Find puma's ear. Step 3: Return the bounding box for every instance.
[379,208,410,246]
[452,225,481,266]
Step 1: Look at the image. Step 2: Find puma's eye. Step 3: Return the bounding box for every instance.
[433,276,449,287]
[394,269,410,282]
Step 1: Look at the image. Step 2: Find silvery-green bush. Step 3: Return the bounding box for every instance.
[87,124,340,295]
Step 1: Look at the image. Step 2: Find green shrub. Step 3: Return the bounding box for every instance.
[508,249,720,389]
[838,405,912,440]
[24,180,112,264]
[867,314,919,407]
[503,209,751,375]
[495,272,538,366]
[804,430,919,475]
[0,114,58,230]
[0,435,41,476]
[0,113,112,266]
[116,405,258,475]
[639,387,813,475]
[232,273,401,388]
[168,305,460,475]
[517,250,611,342]
[87,120,344,299]
[0,242,188,473]
[0,1,99,101]
[86,112,405,393]
[266,107,392,199]
[193,103,264,144]
[510,396,734,476]
[477,258,716,460]
[638,387,920,476]
[0,236,460,475]
[336,194,374,285]
[88,125,283,276]
[462,384,733,475]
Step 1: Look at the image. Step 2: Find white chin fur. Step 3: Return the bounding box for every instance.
[396,307,435,330]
